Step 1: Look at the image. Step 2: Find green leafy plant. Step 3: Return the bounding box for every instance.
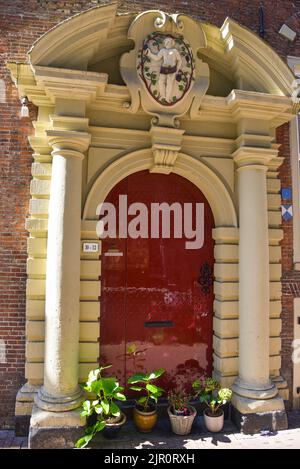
[192,376,232,417]
[75,365,126,449]
[168,389,193,416]
[128,368,165,412]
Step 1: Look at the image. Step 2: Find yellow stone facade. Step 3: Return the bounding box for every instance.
[7,4,297,439]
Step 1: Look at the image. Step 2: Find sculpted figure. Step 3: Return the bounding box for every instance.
[146,37,183,102]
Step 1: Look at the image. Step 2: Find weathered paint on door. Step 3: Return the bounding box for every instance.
[100,171,214,392]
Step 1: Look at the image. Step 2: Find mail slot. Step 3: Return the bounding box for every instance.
[144,321,174,328]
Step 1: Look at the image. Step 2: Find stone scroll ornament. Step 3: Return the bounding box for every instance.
[120,11,210,128]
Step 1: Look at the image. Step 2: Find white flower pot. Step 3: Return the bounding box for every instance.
[167,405,197,435]
[203,408,224,432]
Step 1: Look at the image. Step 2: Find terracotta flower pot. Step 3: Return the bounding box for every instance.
[203,408,224,432]
[167,405,197,435]
[133,406,158,433]
[102,412,127,439]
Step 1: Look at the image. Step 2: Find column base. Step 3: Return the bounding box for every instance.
[28,404,86,449]
[15,415,31,437]
[231,377,278,400]
[231,393,288,434]
[35,385,83,412]
[232,406,288,435]
[15,383,39,436]
[272,375,290,401]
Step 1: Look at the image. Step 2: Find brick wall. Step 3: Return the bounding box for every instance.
[277,122,300,402]
[1,0,300,426]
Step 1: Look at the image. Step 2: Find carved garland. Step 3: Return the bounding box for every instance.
[137,32,195,106]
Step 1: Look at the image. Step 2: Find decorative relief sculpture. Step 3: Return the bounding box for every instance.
[120,10,209,128]
[120,10,210,174]
[137,34,195,105]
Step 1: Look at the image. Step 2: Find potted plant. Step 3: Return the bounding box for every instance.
[167,389,197,435]
[127,368,165,433]
[75,365,127,448]
[192,376,232,433]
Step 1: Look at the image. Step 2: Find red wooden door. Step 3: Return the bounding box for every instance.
[100,171,214,392]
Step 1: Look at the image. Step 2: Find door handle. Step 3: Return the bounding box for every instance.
[144,321,174,328]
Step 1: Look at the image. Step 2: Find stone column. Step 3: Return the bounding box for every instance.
[231,147,287,434]
[35,130,91,412]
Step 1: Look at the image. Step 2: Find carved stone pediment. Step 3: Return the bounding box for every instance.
[120,10,210,127]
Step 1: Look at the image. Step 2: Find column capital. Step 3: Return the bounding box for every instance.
[46,129,91,154]
[233,146,278,168]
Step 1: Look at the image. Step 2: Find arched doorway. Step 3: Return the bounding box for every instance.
[100,170,214,391]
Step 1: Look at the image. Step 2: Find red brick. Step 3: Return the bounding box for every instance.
[1,0,300,427]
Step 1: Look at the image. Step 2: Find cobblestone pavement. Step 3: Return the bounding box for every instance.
[0,411,299,449]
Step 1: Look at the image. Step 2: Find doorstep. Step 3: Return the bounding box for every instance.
[88,415,237,449]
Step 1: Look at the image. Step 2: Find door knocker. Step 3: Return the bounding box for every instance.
[198,262,214,295]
